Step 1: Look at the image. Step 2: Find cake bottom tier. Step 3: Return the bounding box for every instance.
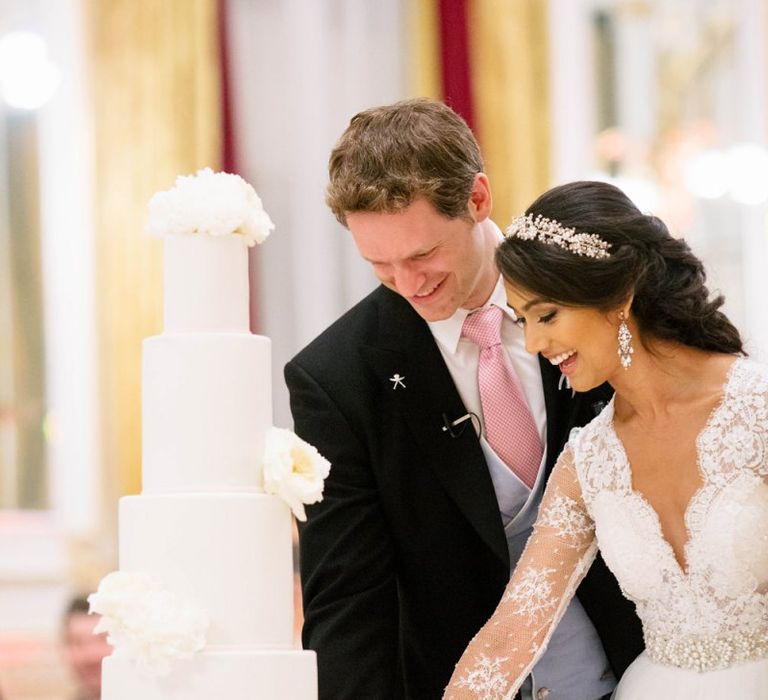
[103,649,317,699]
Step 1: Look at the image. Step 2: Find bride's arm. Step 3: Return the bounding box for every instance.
[444,446,596,700]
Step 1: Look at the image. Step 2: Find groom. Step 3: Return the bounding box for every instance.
[285,98,643,699]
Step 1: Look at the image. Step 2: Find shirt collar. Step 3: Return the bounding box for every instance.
[428,224,516,355]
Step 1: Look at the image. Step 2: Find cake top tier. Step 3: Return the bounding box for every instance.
[147,169,274,333]
[146,168,274,247]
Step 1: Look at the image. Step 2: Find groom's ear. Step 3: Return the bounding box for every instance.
[467,173,492,222]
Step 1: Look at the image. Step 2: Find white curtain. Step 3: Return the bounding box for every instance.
[227,0,407,425]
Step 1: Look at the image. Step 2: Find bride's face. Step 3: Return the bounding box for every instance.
[504,281,624,391]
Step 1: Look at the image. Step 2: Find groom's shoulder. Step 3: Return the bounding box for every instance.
[288,285,411,370]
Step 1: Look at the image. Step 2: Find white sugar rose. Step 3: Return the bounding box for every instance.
[88,571,209,677]
[262,427,332,521]
[146,167,274,246]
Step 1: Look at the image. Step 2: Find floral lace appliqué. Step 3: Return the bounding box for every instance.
[502,567,559,630]
[537,493,595,540]
[578,358,768,666]
[452,654,511,700]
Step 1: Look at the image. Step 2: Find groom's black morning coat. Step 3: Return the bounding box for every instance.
[285,285,643,700]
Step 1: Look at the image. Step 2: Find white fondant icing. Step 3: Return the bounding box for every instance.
[120,494,294,648]
[102,650,317,700]
[142,333,271,493]
[163,234,250,333]
[104,231,316,698]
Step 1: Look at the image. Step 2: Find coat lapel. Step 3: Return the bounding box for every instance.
[360,290,509,567]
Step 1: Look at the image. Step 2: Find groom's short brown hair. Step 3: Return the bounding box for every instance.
[326,98,484,227]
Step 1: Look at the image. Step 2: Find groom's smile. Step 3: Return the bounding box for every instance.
[346,194,498,322]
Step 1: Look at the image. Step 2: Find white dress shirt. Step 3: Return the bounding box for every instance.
[427,272,546,456]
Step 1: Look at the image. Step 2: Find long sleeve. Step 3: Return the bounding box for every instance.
[444,446,596,700]
[284,359,403,700]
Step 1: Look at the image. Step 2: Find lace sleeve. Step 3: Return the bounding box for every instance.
[444,446,597,700]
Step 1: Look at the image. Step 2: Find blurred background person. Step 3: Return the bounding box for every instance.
[61,597,111,700]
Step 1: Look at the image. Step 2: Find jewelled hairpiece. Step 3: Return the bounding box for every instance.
[504,214,611,259]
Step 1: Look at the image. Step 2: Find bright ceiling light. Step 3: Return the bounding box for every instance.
[0,30,61,110]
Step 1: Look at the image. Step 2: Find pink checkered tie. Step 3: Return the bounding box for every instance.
[462,305,542,489]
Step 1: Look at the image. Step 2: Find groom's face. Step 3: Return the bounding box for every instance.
[346,197,494,322]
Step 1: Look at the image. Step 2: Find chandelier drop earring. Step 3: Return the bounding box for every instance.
[617,311,634,370]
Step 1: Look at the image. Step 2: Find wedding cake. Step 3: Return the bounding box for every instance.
[90,169,325,699]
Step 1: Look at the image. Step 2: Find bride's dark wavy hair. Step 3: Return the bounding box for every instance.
[495,181,745,355]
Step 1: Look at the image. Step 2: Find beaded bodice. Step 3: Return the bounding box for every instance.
[445,358,768,700]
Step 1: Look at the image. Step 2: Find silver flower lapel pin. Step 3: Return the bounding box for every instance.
[389,373,406,390]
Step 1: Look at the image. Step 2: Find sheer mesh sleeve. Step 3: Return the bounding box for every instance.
[444,446,597,700]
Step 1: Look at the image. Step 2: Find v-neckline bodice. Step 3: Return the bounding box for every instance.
[604,357,742,576]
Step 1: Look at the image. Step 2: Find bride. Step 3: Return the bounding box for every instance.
[444,181,768,699]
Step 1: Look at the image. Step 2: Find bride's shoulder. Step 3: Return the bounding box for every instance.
[730,356,768,396]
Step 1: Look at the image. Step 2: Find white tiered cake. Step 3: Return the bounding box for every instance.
[93,171,319,699]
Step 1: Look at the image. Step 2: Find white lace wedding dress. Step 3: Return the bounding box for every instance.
[445,357,768,699]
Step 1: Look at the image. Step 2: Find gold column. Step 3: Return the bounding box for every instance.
[470,0,551,229]
[85,0,222,502]
[407,0,442,99]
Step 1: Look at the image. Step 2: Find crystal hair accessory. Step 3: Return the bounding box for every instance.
[505,214,611,259]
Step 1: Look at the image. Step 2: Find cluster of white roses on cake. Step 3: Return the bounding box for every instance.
[146,167,274,246]
[88,572,209,677]
[262,427,331,521]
